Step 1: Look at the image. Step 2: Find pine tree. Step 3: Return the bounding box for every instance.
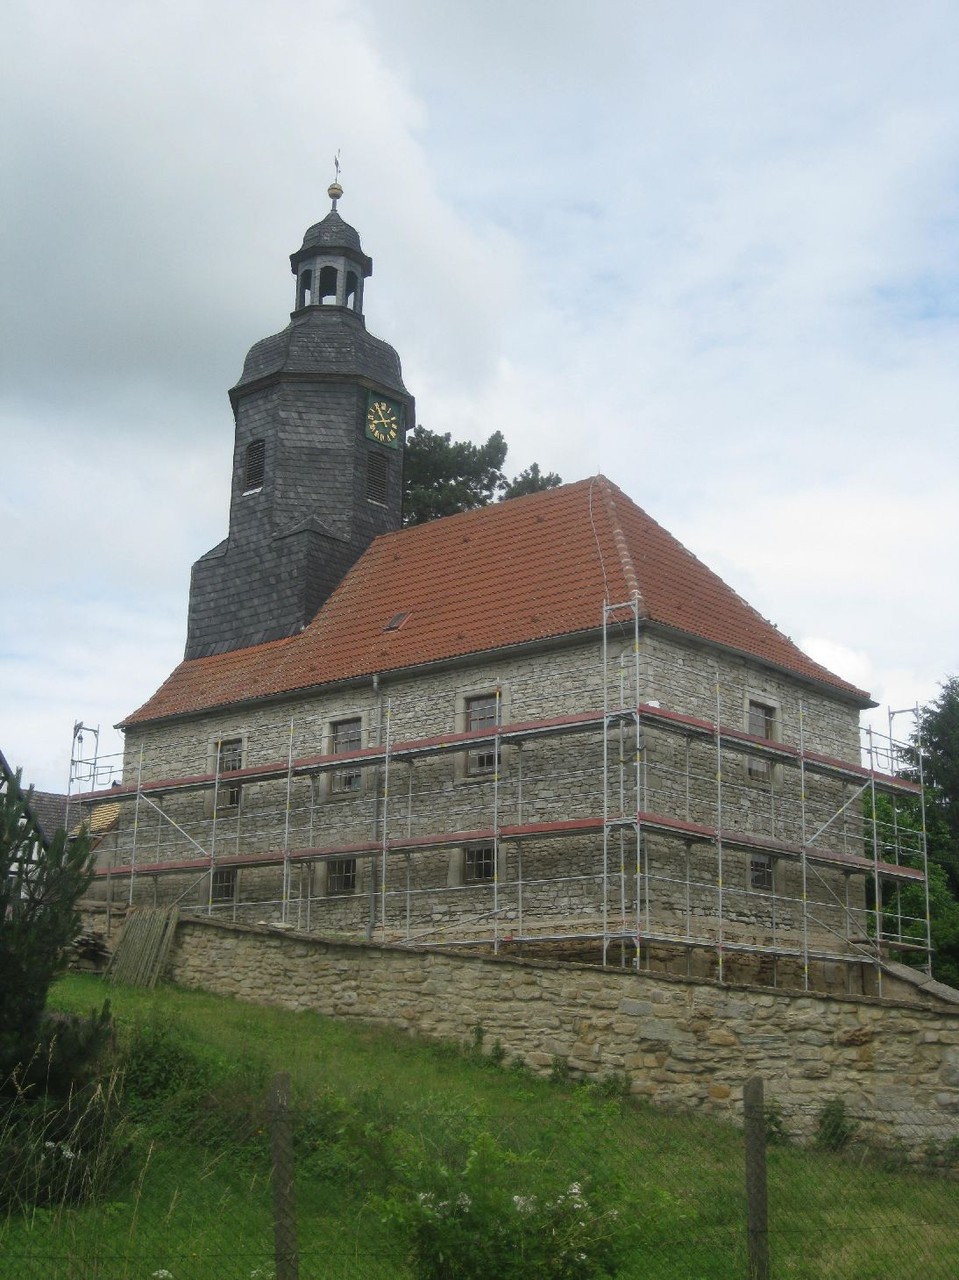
[402,427,561,525]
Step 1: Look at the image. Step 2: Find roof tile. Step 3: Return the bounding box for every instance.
[123,477,868,725]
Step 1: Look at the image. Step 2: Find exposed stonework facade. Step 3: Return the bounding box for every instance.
[87,616,919,992]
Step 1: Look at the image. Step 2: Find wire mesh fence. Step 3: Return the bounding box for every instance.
[2,1054,957,1280]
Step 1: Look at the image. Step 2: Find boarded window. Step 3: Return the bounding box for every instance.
[244,439,265,492]
[367,452,388,504]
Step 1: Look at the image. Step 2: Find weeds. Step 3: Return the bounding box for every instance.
[763,1099,791,1146]
[814,1098,859,1153]
[0,1068,128,1210]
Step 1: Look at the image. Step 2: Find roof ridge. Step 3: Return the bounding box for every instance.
[593,477,645,611]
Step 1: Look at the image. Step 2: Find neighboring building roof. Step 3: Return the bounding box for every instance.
[27,790,73,844]
[0,749,71,850]
[122,476,870,726]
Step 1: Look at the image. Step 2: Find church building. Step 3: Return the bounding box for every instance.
[82,187,927,994]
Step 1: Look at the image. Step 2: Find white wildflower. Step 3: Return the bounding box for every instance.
[512,1194,537,1214]
[151,1271,174,1279]
[456,1193,472,1210]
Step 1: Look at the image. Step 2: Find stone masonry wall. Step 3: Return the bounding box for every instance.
[162,917,959,1149]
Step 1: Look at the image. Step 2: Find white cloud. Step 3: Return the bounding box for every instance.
[3,0,958,789]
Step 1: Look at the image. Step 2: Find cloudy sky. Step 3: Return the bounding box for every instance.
[2,0,957,792]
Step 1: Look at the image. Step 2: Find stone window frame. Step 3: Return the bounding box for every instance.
[206,733,247,816]
[749,853,775,893]
[454,685,510,784]
[314,856,360,896]
[743,694,782,787]
[447,842,504,887]
[320,712,370,801]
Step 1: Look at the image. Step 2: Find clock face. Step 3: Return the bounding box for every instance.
[366,395,404,448]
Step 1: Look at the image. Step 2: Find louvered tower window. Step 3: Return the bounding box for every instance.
[367,452,388,505]
[243,439,265,492]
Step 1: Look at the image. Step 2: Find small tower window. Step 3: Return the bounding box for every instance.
[243,439,265,492]
[297,269,313,308]
[319,265,338,304]
[345,270,358,309]
[367,452,388,505]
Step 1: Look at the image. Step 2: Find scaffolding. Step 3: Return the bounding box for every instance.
[74,605,932,995]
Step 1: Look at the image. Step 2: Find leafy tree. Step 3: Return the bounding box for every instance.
[913,677,959,894]
[875,679,959,987]
[402,427,561,526]
[0,770,96,1076]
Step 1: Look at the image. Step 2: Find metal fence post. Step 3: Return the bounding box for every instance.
[269,1071,299,1280]
[744,1076,770,1280]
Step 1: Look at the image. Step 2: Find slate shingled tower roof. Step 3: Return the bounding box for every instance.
[123,476,869,726]
[184,188,412,661]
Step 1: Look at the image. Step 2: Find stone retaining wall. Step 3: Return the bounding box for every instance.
[158,915,959,1148]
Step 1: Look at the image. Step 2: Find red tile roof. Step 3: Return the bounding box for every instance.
[122,477,869,725]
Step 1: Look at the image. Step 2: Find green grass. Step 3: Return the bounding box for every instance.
[0,974,955,1278]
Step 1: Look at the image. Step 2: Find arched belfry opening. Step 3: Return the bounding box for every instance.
[318,265,338,304]
[297,269,313,309]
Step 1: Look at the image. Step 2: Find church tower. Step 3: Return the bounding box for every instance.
[185,184,413,659]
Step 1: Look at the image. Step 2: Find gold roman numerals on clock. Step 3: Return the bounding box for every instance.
[366,395,404,447]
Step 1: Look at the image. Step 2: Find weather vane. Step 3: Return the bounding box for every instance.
[329,151,343,208]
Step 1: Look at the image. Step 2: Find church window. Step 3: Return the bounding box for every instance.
[327,858,357,895]
[466,693,499,776]
[465,845,496,883]
[319,265,338,304]
[243,439,265,492]
[746,699,777,782]
[367,452,388,505]
[211,865,237,903]
[297,269,313,308]
[331,718,363,794]
[216,738,243,810]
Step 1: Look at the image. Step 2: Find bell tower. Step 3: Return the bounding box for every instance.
[185,184,413,660]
